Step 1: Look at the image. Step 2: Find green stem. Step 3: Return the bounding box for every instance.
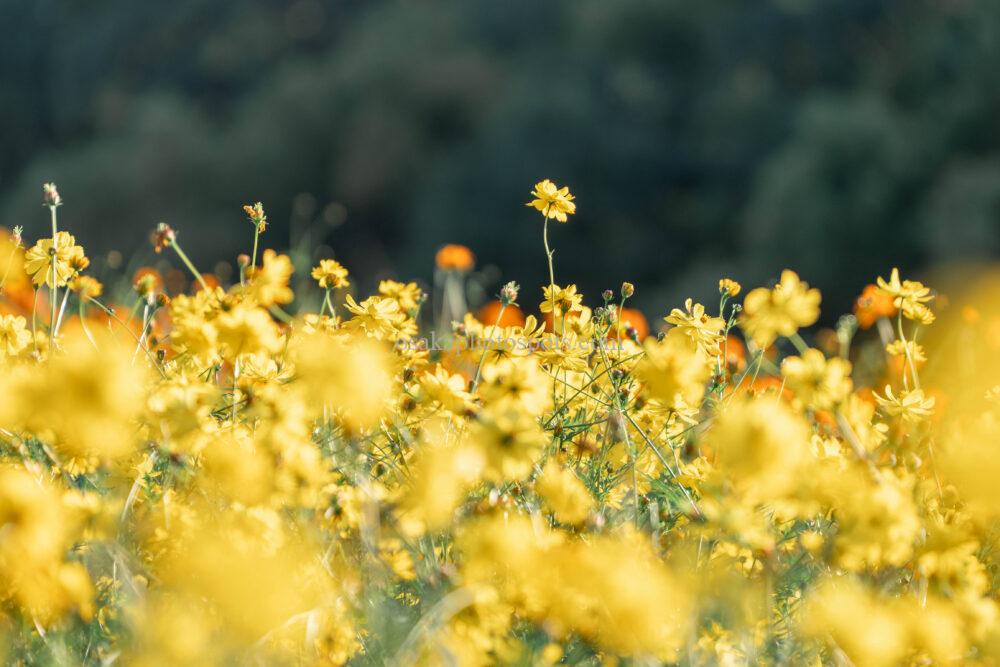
[91,298,167,379]
[789,332,809,354]
[896,311,920,391]
[251,226,260,270]
[170,241,209,292]
[542,216,555,319]
[470,303,506,394]
[49,206,58,332]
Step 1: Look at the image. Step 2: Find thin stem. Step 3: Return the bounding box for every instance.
[542,216,555,318]
[49,206,58,332]
[896,311,920,391]
[251,226,260,270]
[470,303,506,394]
[789,332,809,354]
[78,300,97,349]
[170,241,209,292]
[53,287,71,335]
[90,298,167,379]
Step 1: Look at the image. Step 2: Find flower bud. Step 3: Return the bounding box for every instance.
[500,281,520,306]
[621,282,635,299]
[42,182,62,208]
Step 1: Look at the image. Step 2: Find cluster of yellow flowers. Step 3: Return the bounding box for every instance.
[0,180,999,665]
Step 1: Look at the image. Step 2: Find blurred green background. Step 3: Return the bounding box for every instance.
[3,0,1000,319]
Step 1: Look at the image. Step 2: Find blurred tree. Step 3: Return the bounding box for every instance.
[2,0,1000,320]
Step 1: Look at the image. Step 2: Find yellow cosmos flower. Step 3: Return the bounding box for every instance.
[246,249,293,306]
[739,270,821,347]
[780,348,853,410]
[664,298,725,354]
[876,268,932,311]
[527,179,576,222]
[539,283,582,316]
[311,259,350,289]
[873,385,935,422]
[0,314,31,357]
[23,231,85,288]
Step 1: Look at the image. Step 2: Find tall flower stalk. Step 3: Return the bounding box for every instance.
[42,183,62,330]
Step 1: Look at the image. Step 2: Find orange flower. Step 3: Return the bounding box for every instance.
[854,284,897,330]
[194,273,222,293]
[133,267,164,295]
[478,300,526,328]
[608,307,649,342]
[435,244,475,272]
[720,334,746,370]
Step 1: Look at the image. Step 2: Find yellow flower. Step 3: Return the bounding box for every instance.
[69,275,103,301]
[23,231,84,288]
[664,298,725,354]
[311,259,350,289]
[378,279,422,313]
[0,314,31,357]
[539,283,582,316]
[246,249,293,306]
[343,294,406,340]
[875,267,933,318]
[739,270,821,347]
[705,398,812,502]
[536,459,594,525]
[885,339,926,363]
[718,278,741,297]
[527,179,576,222]
[215,304,283,358]
[780,348,852,410]
[873,385,935,422]
[635,329,712,411]
[473,405,548,480]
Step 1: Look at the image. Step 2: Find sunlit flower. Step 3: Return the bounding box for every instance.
[23,231,84,288]
[527,179,576,222]
[740,270,821,347]
[0,314,31,357]
[873,385,935,422]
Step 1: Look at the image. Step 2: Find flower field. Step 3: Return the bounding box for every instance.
[0,180,999,665]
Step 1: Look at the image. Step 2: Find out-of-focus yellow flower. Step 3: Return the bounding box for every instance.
[473,405,547,480]
[780,348,852,410]
[69,274,103,300]
[215,303,284,358]
[705,398,811,503]
[527,179,576,222]
[246,249,293,306]
[636,328,713,411]
[294,331,394,431]
[873,385,935,422]
[876,267,933,318]
[535,459,594,525]
[0,314,31,357]
[719,278,741,297]
[740,270,820,347]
